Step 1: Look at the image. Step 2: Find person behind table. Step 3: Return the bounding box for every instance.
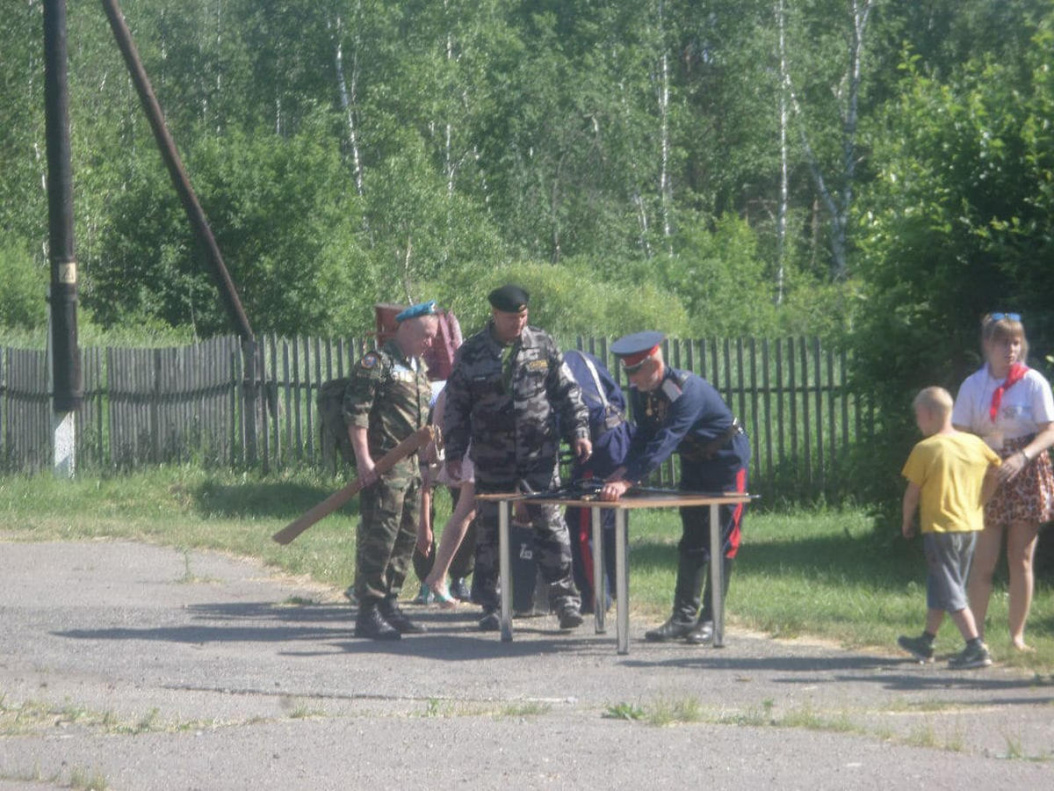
[344,301,439,640]
[442,284,592,632]
[952,312,1054,652]
[898,386,1001,668]
[599,331,750,645]
[562,349,635,613]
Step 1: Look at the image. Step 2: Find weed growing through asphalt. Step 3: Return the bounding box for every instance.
[603,702,645,721]
[0,692,236,737]
[1,763,47,785]
[279,596,318,607]
[647,697,704,726]
[1003,731,1026,760]
[905,722,940,749]
[68,766,108,790]
[287,702,325,719]
[501,702,552,717]
[780,703,855,733]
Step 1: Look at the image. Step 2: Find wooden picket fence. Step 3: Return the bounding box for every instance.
[0,335,871,504]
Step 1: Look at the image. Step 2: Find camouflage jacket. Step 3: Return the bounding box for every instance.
[342,339,432,477]
[442,321,589,483]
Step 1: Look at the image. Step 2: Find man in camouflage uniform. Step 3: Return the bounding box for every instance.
[443,284,592,631]
[344,301,439,640]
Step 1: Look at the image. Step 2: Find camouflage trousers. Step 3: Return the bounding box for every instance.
[354,473,422,604]
[474,477,581,613]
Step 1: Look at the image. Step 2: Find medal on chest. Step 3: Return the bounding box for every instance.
[646,394,668,421]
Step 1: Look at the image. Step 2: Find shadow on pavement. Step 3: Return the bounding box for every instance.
[52,599,598,661]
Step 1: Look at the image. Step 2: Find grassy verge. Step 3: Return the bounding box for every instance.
[1,467,1051,671]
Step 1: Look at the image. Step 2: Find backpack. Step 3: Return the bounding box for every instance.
[317,377,353,471]
[423,310,463,381]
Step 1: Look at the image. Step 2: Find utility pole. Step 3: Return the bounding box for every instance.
[44,0,82,478]
[101,0,261,466]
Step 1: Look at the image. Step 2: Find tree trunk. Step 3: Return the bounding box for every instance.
[333,15,364,199]
[786,0,874,282]
[775,0,788,305]
[657,0,673,252]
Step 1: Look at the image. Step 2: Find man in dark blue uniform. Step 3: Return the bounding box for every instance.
[563,349,635,613]
[600,332,750,644]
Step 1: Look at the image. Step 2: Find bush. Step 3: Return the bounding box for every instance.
[421,258,690,339]
[0,242,47,330]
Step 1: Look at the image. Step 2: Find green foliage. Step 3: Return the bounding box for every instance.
[852,20,1054,500]
[89,111,367,337]
[423,259,690,340]
[0,243,46,330]
[604,702,646,721]
[0,0,1047,373]
[662,214,777,337]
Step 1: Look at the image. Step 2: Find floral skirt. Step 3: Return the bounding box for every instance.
[985,435,1054,530]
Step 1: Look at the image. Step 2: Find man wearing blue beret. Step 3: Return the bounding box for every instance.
[601,332,750,645]
[344,301,439,639]
[443,284,592,631]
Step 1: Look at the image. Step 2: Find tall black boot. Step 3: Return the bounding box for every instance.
[379,595,427,634]
[355,601,401,640]
[645,552,705,642]
[686,557,733,645]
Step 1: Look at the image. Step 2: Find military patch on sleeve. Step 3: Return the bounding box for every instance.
[527,359,549,373]
[360,353,379,370]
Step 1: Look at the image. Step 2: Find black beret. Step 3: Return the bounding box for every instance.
[488,284,530,313]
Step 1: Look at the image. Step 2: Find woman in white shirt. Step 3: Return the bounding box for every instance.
[952,313,1054,651]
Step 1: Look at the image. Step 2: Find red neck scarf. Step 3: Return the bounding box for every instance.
[990,363,1029,422]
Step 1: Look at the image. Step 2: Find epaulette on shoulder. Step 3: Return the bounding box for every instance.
[661,376,684,402]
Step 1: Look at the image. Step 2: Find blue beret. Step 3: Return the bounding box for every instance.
[395,300,438,322]
[488,284,530,313]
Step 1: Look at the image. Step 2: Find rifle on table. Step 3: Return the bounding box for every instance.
[272,425,435,545]
[512,480,758,503]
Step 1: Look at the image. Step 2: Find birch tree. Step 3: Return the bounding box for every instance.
[785,0,876,281]
[775,0,789,304]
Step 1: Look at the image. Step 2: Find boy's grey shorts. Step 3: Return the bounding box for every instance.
[923,532,977,613]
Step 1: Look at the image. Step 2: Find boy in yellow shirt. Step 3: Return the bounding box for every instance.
[899,387,1001,668]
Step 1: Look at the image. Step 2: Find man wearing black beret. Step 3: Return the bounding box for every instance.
[442,284,592,631]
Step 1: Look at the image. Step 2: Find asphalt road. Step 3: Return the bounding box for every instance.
[0,538,1052,790]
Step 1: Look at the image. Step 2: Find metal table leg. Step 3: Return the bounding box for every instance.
[616,508,629,655]
[499,499,513,642]
[710,501,724,648]
[592,506,605,634]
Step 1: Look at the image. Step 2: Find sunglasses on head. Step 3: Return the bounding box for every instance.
[990,312,1021,322]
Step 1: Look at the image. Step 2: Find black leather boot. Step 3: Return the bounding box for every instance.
[644,616,695,642]
[355,601,401,640]
[645,552,704,642]
[379,596,427,634]
[687,558,733,645]
[685,619,714,645]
